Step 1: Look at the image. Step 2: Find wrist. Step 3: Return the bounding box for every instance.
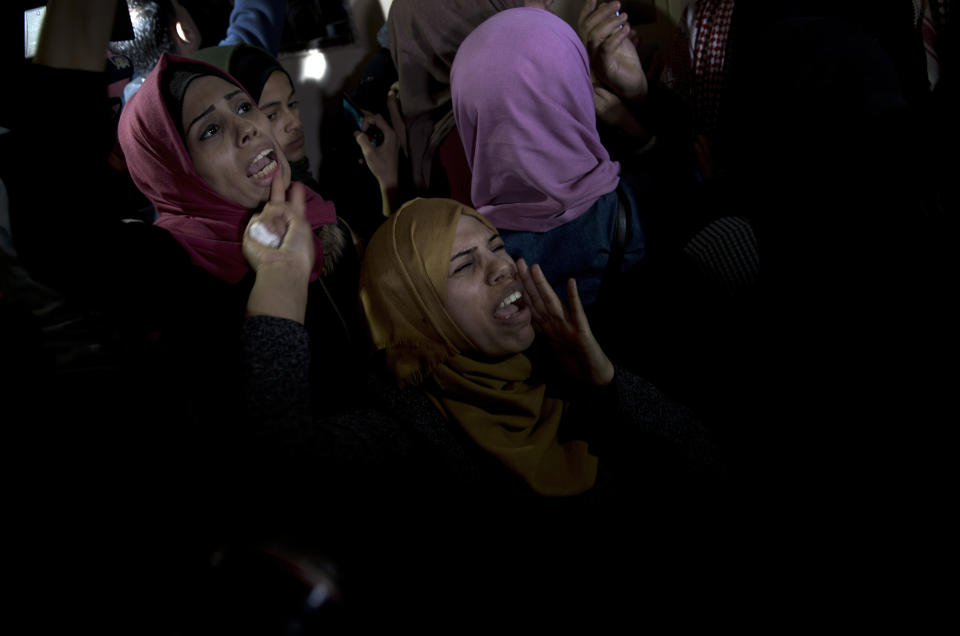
[247,265,310,324]
[256,260,311,283]
[616,76,648,104]
[594,359,615,386]
[379,181,399,216]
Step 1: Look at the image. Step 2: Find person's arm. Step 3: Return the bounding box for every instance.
[219,0,288,56]
[354,109,401,217]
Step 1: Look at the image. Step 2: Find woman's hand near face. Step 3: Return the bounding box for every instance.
[578,0,648,103]
[243,174,315,323]
[354,110,400,216]
[243,173,314,276]
[517,259,615,386]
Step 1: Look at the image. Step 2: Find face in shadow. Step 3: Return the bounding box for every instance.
[181,75,291,209]
[445,215,535,358]
[258,70,306,163]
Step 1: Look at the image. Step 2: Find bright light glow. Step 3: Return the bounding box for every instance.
[300,49,328,83]
[175,21,187,42]
[128,5,144,29]
[23,7,46,58]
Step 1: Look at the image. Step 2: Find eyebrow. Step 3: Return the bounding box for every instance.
[186,89,245,135]
[260,89,296,111]
[450,233,499,262]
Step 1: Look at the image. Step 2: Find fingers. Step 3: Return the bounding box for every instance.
[361,111,388,130]
[599,23,631,58]
[566,278,589,331]
[526,262,567,320]
[582,2,624,44]
[243,212,261,242]
[288,180,306,219]
[353,129,373,161]
[269,169,286,205]
[578,0,600,30]
[533,263,566,318]
[517,258,548,322]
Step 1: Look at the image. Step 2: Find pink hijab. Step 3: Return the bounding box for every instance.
[451,7,621,232]
[118,53,336,284]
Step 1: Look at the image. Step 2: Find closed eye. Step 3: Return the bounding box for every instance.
[452,261,473,275]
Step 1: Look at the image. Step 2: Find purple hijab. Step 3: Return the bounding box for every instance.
[451,7,621,232]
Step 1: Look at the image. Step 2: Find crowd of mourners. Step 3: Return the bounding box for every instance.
[1,0,955,631]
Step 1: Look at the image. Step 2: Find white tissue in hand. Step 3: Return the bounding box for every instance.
[250,221,282,248]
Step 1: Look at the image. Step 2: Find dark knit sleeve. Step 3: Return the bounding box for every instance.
[562,364,721,480]
[239,314,459,476]
[609,365,721,476]
[241,315,315,440]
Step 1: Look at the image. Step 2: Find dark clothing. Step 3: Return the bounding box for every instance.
[288,156,323,195]
[235,314,726,622]
[501,184,643,308]
[2,61,367,630]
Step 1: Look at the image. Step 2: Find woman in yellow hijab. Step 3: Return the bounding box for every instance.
[238,193,721,620]
[358,197,714,497]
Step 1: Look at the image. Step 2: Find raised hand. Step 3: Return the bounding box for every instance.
[243,173,315,323]
[354,108,401,216]
[242,172,314,278]
[518,258,615,386]
[578,0,648,103]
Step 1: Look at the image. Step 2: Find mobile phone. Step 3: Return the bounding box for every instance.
[342,93,383,147]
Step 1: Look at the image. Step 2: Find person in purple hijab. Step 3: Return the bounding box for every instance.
[451,7,647,309]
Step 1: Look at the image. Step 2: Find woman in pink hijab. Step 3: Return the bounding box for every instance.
[118,53,342,285]
[451,6,647,308]
[118,52,366,408]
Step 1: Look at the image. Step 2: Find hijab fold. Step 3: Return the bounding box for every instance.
[359,198,597,496]
[451,7,621,232]
[191,44,290,104]
[387,0,524,190]
[118,52,336,284]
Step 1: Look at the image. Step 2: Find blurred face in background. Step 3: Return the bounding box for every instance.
[259,70,306,162]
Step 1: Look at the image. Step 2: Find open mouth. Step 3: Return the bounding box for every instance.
[247,148,280,180]
[493,290,525,320]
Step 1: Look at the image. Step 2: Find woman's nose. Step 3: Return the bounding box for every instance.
[487,256,512,284]
[236,116,258,145]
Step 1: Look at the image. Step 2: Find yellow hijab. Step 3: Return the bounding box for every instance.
[359,199,597,496]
